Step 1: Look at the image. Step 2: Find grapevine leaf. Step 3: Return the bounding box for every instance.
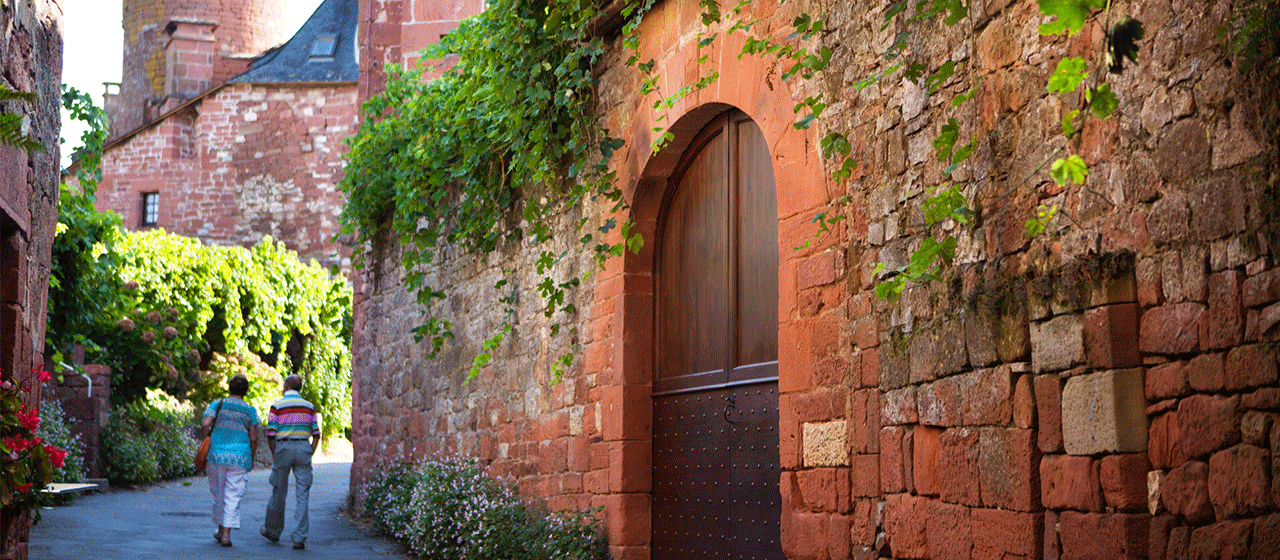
[933,118,960,163]
[1061,109,1080,136]
[1046,57,1088,94]
[1037,0,1106,36]
[1050,154,1089,185]
[1086,84,1118,118]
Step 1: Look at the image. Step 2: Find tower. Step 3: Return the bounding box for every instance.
[108,0,290,138]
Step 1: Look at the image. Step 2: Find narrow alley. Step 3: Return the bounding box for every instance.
[30,454,410,559]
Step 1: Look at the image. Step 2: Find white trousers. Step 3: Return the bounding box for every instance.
[207,463,249,528]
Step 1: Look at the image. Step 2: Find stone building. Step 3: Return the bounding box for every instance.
[347,0,1280,559]
[92,0,360,269]
[0,0,64,557]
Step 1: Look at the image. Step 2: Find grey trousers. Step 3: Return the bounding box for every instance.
[263,440,313,544]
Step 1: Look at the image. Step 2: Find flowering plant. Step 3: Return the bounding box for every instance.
[0,366,67,512]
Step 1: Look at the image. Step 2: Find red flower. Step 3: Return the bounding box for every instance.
[17,406,38,431]
[13,483,31,493]
[43,444,65,469]
[35,367,50,383]
[4,435,37,453]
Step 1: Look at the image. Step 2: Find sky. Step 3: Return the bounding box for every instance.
[59,0,324,166]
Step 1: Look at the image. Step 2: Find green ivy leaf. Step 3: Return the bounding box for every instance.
[1037,0,1106,36]
[1061,109,1081,136]
[933,118,960,163]
[925,61,957,94]
[1086,84,1118,118]
[1046,57,1088,94]
[1050,154,1089,185]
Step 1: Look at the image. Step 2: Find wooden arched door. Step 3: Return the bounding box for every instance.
[651,110,782,560]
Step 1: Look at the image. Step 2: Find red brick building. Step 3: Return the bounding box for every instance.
[347,0,1280,559]
[94,0,360,269]
[1,0,64,557]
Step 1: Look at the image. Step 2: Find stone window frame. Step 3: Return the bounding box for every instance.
[140,191,159,227]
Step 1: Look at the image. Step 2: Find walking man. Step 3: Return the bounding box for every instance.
[260,374,321,549]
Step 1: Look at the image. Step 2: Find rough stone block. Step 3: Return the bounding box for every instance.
[1100,454,1151,512]
[1140,302,1205,355]
[1041,454,1103,512]
[880,427,906,493]
[848,389,881,455]
[917,375,965,426]
[1084,303,1142,369]
[1163,460,1214,524]
[1146,360,1190,400]
[926,500,972,560]
[1032,314,1085,372]
[1062,369,1149,455]
[1225,343,1279,392]
[796,468,839,512]
[940,427,982,506]
[970,509,1042,560]
[1058,511,1151,560]
[1243,268,1280,308]
[803,420,849,467]
[1179,394,1242,460]
[1207,444,1273,520]
[881,386,918,425]
[914,425,943,497]
[850,454,880,497]
[979,427,1040,511]
[1251,514,1280,560]
[963,365,1014,426]
[1187,351,1226,393]
[1035,373,1066,453]
[883,493,928,559]
[1149,411,1182,469]
[1188,519,1253,560]
[1013,374,1036,429]
[1202,270,1245,350]
[1240,410,1273,446]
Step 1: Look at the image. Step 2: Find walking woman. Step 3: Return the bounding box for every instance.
[201,374,260,547]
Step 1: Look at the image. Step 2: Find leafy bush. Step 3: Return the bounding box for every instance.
[364,457,607,560]
[187,353,281,420]
[101,389,199,484]
[100,416,158,485]
[35,399,85,484]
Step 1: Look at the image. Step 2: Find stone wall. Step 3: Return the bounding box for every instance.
[349,0,1280,558]
[94,83,358,269]
[0,0,63,558]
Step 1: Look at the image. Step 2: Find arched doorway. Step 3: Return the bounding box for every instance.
[651,109,782,559]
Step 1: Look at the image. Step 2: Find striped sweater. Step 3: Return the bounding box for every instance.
[266,390,320,440]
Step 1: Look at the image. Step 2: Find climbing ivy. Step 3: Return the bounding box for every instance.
[339,0,637,380]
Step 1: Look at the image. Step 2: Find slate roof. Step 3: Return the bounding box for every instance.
[229,0,358,84]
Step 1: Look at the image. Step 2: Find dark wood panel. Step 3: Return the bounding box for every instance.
[658,127,729,383]
[733,118,779,371]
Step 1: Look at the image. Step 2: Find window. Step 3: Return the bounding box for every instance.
[141,192,159,227]
[309,35,337,60]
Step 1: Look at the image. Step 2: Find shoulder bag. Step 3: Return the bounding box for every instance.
[194,399,223,473]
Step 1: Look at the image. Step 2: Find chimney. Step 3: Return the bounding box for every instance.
[161,20,217,114]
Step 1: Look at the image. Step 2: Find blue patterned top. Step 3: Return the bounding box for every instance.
[203,397,260,470]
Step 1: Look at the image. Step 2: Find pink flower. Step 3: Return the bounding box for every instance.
[118,318,136,332]
[123,281,139,291]
[142,330,156,343]
[163,326,178,339]
[145,311,162,323]
[165,307,178,320]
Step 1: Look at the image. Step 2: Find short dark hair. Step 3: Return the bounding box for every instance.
[228,374,249,397]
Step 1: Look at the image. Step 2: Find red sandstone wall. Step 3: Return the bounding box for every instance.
[349,0,1280,559]
[95,83,358,268]
[115,0,289,137]
[356,0,481,101]
[0,1,63,558]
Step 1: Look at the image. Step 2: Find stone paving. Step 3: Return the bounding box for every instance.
[30,455,411,559]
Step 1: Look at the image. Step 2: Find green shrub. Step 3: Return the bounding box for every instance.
[101,388,199,484]
[187,352,280,420]
[363,457,607,560]
[35,400,85,483]
[100,416,158,484]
